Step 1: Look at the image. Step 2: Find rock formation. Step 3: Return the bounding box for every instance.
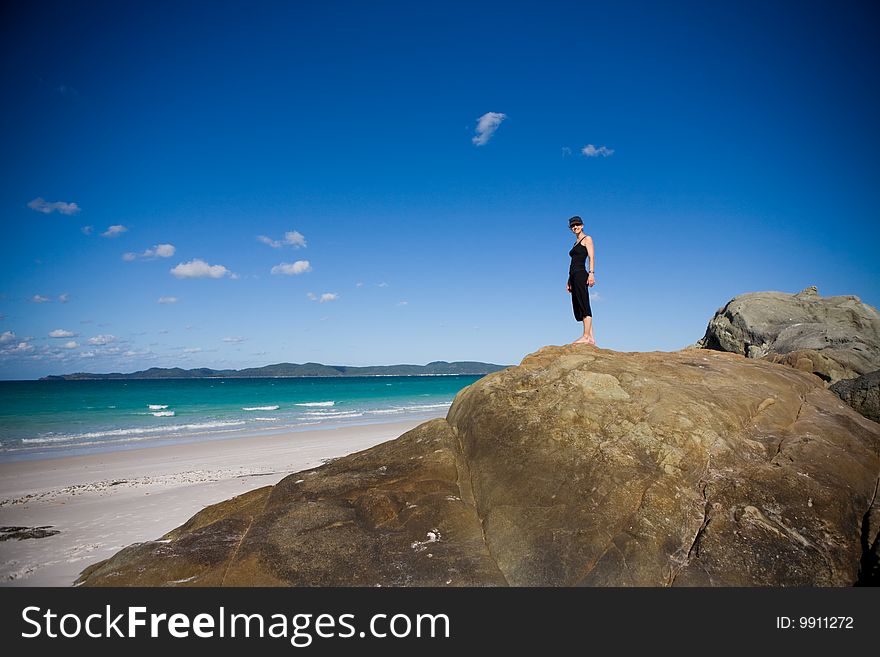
[696,286,880,384]
[78,345,880,587]
[830,371,880,424]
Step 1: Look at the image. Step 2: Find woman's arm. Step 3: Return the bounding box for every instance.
[585,236,595,287]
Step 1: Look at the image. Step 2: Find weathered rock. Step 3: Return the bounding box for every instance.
[78,346,880,587]
[697,286,880,385]
[830,370,880,424]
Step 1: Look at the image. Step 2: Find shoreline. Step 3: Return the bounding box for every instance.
[0,417,431,587]
[0,411,451,463]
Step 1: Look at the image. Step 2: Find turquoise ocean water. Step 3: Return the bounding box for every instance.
[0,375,484,461]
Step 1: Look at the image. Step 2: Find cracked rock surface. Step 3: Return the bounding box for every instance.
[77,345,880,586]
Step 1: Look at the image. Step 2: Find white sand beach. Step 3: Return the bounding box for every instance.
[0,419,425,587]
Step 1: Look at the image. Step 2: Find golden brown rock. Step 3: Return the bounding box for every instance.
[78,346,880,587]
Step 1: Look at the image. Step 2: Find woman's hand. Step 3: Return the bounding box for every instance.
[566,281,571,292]
[587,273,595,287]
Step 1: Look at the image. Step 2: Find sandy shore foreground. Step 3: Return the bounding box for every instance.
[0,419,426,587]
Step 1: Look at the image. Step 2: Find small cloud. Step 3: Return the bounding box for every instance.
[58,293,69,303]
[283,231,306,248]
[306,292,317,301]
[171,259,234,279]
[183,347,202,353]
[397,300,408,306]
[561,147,572,157]
[591,291,603,302]
[472,112,507,146]
[157,296,178,304]
[80,350,97,358]
[319,293,338,303]
[581,144,614,157]
[87,334,116,345]
[125,244,176,261]
[257,235,281,248]
[0,330,16,344]
[62,341,79,349]
[102,225,128,238]
[356,282,364,287]
[28,197,81,215]
[32,294,52,303]
[147,244,175,257]
[271,260,312,275]
[258,230,307,249]
[6,341,35,353]
[49,329,76,338]
[222,336,245,343]
[81,226,94,235]
[378,282,389,288]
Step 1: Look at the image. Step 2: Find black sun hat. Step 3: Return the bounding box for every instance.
[568,215,583,228]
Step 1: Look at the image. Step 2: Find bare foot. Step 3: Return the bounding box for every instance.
[571,335,591,344]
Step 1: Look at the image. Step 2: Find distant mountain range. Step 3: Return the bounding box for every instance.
[39,360,510,381]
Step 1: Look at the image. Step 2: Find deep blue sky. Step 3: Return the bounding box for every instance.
[2,0,878,379]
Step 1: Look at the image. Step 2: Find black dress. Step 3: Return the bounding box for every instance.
[568,238,592,321]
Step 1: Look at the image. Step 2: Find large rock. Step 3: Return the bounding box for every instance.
[78,346,880,587]
[696,286,880,385]
[830,371,880,424]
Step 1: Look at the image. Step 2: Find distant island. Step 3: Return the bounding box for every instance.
[39,360,510,381]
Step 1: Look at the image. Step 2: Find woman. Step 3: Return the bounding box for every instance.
[566,215,596,344]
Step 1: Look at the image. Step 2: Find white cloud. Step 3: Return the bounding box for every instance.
[581,144,614,157]
[32,294,51,303]
[378,282,389,288]
[306,292,317,301]
[397,301,408,306]
[171,259,234,279]
[62,341,78,349]
[81,226,94,235]
[124,244,176,261]
[283,231,306,248]
[157,296,178,304]
[356,282,364,287]
[257,235,281,248]
[222,336,245,343]
[271,260,312,275]
[472,112,507,146]
[102,225,128,238]
[9,341,34,353]
[87,334,116,345]
[80,350,97,358]
[28,197,81,215]
[258,231,307,249]
[58,293,69,303]
[0,330,16,343]
[148,244,175,257]
[183,347,202,353]
[319,293,338,303]
[562,147,572,157]
[49,329,76,338]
